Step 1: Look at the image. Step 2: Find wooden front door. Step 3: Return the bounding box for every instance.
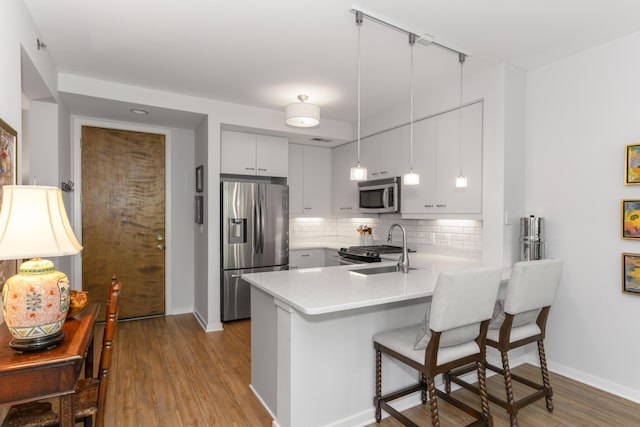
[81,126,165,320]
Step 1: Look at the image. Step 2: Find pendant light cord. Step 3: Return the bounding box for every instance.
[356,12,363,166]
[458,53,465,176]
[409,34,415,171]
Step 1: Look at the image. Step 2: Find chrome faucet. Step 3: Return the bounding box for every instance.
[387,223,410,273]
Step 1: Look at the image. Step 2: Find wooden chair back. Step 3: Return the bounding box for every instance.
[95,275,121,427]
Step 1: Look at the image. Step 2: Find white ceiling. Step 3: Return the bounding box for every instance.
[22,0,640,139]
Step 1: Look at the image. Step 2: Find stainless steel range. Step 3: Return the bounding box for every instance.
[337,245,409,264]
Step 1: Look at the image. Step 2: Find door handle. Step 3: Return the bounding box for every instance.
[156,244,165,251]
[156,235,164,241]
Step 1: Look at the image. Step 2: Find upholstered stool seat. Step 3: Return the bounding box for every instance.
[374,325,482,367]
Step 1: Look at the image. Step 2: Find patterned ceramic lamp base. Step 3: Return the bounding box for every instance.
[9,330,65,352]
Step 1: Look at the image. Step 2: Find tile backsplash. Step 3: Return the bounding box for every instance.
[290,215,482,251]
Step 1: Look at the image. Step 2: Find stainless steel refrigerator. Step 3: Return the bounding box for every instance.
[221,181,289,321]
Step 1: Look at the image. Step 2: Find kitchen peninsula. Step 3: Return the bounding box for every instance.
[243,254,508,427]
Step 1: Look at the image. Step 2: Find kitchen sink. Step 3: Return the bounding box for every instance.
[350,265,417,276]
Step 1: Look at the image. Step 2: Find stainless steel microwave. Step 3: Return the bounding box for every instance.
[358,177,401,213]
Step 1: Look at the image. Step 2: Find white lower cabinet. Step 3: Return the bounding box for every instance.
[323,249,340,267]
[289,144,332,216]
[401,102,482,215]
[289,249,341,269]
[289,249,324,269]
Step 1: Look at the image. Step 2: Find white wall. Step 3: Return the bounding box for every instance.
[527,32,640,401]
[193,118,210,328]
[170,127,196,314]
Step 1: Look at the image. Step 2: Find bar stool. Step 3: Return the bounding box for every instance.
[446,259,563,427]
[373,266,503,426]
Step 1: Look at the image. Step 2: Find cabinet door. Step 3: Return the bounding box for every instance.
[288,144,304,215]
[221,131,257,175]
[302,146,332,215]
[323,249,340,267]
[361,127,405,179]
[332,142,358,215]
[257,135,289,177]
[401,117,438,213]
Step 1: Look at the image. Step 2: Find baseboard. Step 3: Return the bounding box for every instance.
[249,384,276,422]
[549,360,640,403]
[191,310,223,332]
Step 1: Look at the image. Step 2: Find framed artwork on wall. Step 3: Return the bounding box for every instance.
[621,199,640,239]
[622,253,640,295]
[0,117,18,285]
[195,195,203,224]
[625,143,640,185]
[195,165,204,193]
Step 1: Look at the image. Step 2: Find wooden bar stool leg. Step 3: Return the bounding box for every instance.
[426,376,440,426]
[476,361,491,422]
[538,339,554,412]
[375,348,382,423]
[421,374,428,404]
[500,350,518,427]
[443,371,452,394]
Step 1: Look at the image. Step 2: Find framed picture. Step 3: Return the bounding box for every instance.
[622,253,640,295]
[0,118,17,284]
[625,143,640,185]
[622,199,640,239]
[195,195,203,224]
[195,165,204,193]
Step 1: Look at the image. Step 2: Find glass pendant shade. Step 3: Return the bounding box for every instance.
[350,164,367,181]
[456,174,468,189]
[404,171,420,186]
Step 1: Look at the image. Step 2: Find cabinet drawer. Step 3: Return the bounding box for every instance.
[289,249,324,269]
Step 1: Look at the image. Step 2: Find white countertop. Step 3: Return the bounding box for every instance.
[243,254,506,316]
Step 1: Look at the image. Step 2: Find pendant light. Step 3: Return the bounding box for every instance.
[403,33,419,186]
[350,11,367,181]
[455,53,468,189]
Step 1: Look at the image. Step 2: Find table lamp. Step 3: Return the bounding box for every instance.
[0,185,82,351]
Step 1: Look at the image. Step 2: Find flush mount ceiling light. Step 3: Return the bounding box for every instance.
[285,95,320,128]
[130,108,149,115]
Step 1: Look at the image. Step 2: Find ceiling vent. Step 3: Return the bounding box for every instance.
[310,137,333,143]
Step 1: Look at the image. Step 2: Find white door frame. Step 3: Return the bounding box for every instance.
[71,116,173,315]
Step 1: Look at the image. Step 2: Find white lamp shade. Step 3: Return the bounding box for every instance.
[0,185,82,260]
[285,102,320,127]
[404,171,420,186]
[350,165,367,181]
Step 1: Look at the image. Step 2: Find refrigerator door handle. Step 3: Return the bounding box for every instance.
[253,201,259,254]
[259,185,266,253]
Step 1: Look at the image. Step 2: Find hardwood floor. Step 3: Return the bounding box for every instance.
[90,314,639,426]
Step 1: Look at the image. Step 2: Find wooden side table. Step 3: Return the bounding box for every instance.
[0,303,100,427]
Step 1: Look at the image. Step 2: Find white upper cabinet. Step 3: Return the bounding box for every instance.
[360,127,406,180]
[401,102,483,215]
[332,142,359,215]
[289,144,332,216]
[221,130,288,177]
